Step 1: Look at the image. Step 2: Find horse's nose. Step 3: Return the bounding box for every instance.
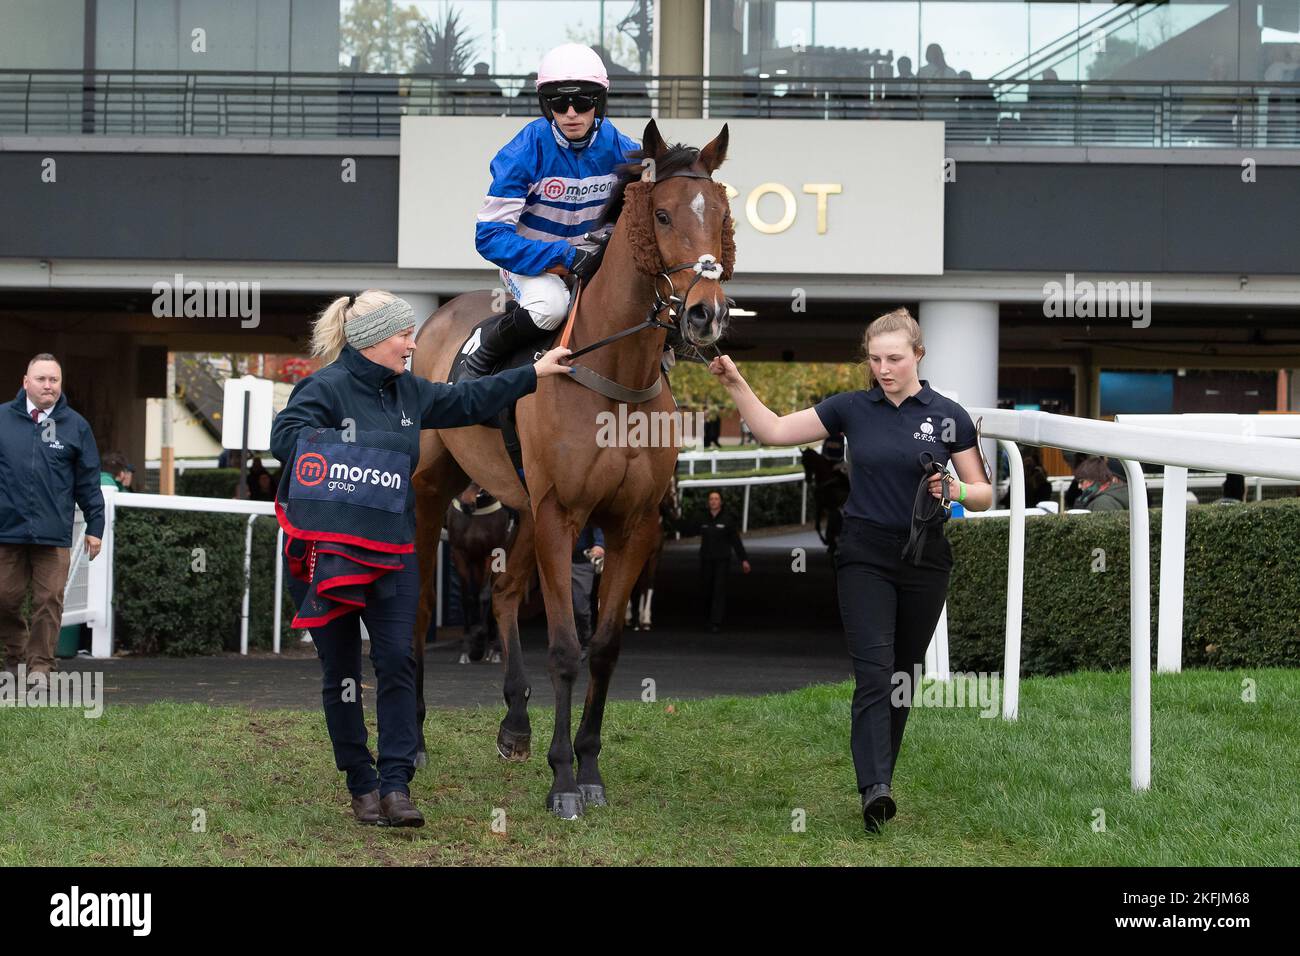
[685,301,715,333]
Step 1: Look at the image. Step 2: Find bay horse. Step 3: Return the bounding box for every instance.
[445,484,516,667]
[410,119,735,817]
[626,476,681,631]
[802,447,849,555]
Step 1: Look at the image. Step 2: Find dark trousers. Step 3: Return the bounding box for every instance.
[0,543,71,675]
[287,552,420,799]
[700,556,731,627]
[833,517,952,792]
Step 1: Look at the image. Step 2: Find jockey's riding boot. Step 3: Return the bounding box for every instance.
[462,304,544,380]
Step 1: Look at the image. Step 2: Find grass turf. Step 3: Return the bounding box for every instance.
[1,668,1296,866]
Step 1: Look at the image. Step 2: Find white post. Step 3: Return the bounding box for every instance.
[800,478,808,525]
[273,525,284,654]
[240,514,256,655]
[1157,465,1187,673]
[88,488,116,658]
[925,603,951,681]
[1000,439,1025,721]
[1123,459,1152,792]
[742,483,751,532]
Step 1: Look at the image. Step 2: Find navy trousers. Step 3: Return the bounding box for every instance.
[833,517,952,792]
[286,551,420,799]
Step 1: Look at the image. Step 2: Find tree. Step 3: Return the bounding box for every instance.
[339,0,427,73]
[412,6,480,75]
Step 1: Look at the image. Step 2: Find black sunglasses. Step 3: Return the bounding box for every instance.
[545,92,598,114]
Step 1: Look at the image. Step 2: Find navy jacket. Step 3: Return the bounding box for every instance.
[271,345,539,539]
[0,389,105,546]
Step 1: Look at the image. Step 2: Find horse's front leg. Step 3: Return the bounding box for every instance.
[574,512,661,808]
[532,495,585,818]
[493,511,536,761]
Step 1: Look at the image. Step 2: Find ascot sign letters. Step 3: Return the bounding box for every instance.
[398,117,943,275]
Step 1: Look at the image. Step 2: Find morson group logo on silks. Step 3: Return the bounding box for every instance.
[290,440,410,514]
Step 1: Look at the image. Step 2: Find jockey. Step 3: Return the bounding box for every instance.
[465,43,642,378]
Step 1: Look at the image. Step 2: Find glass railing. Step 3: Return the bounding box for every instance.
[2,70,1299,148]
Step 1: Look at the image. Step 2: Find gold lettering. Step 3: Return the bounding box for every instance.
[802,183,841,234]
[746,182,797,234]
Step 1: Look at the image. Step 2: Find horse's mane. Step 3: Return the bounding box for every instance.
[599,142,706,228]
[600,141,735,280]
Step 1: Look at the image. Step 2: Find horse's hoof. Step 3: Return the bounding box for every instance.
[496,727,531,762]
[578,783,607,807]
[457,652,469,664]
[414,750,428,770]
[546,791,585,819]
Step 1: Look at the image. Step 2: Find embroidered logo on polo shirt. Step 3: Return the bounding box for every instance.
[914,417,937,443]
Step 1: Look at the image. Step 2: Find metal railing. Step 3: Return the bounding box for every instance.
[4,69,1300,148]
[958,407,1300,793]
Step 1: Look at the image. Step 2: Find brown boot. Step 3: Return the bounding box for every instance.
[379,791,425,828]
[351,790,383,825]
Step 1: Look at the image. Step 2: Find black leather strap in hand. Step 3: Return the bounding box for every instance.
[901,452,952,566]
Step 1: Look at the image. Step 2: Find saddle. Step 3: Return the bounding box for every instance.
[447,300,562,487]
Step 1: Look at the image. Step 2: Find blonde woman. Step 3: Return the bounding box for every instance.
[708,308,992,832]
[271,290,573,827]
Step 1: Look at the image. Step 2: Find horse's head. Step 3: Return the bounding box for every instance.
[617,119,735,348]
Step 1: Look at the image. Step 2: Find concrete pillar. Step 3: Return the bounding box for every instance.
[918,300,999,480]
[403,293,440,337]
[658,0,706,118]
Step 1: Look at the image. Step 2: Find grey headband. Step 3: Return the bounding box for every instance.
[344,297,415,350]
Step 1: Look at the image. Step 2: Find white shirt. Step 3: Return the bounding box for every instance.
[26,396,52,424]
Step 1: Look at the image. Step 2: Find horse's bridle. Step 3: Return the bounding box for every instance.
[563,167,730,365]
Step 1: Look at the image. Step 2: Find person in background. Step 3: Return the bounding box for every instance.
[571,523,605,657]
[1075,455,1130,512]
[0,353,105,686]
[1023,451,1052,508]
[697,490,750,633]
[1215,473,1247,504]
[99,451,133,491]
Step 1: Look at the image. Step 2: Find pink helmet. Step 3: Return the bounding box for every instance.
[535,44,609,90]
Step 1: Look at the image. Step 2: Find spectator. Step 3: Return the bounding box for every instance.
[1023,451,1052,508]
[697,490,750,633]
[918,43,957,79]
[99,450,133,491]
[1075,455,1129,512]
[0,354,105,686]
[1215,473,1247,504]
[250,470,277,502]
[703,407,722,448]
[571,523,604,656]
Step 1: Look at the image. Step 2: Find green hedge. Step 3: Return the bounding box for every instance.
[176,468,255,499]
[946,499,1300,675]
[112,509,299,656]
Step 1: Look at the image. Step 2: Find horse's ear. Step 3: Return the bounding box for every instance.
[699,124,729,173]
[641,118,665,158]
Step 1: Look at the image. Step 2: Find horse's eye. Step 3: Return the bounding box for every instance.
[655,209,671,225]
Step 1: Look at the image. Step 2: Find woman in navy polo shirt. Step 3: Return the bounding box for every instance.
[272,289,574,828]
[709,307,992,832]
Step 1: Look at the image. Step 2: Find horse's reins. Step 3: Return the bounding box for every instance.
[548,167,727,401]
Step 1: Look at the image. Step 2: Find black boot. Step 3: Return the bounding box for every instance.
[462,305,541,380]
